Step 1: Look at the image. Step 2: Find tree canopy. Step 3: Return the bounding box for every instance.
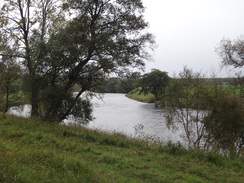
[139,69,170,100]
[0,0,154,122]
[217,37,244,68]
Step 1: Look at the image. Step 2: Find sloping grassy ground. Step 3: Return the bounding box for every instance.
[0,114,244,183]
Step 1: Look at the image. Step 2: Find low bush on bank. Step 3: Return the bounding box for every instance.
[0,114,244,182]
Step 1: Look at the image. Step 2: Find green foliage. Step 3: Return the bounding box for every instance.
[96,78,124,93]
[164,67,210,149]
[126,67,244,156]
[121,72,142,93]
[37,0,153,121]
[203,90,244,156]
[96,73,141,93]
[139,69,170,100]
[0,114,243,182]
[220,81,244,98]
[0,0,154,122]
[0,55,22,113]
[63,97,94,124]
[163,67,244,155]
[158,141,185,155]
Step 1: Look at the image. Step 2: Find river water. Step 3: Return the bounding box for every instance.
[87,93,184,144]
[7,93,185,145]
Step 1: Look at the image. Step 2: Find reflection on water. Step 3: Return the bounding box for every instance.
[7,93,185,145]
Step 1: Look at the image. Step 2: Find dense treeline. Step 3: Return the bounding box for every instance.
[94,72,141,93]
[96,73,243,95]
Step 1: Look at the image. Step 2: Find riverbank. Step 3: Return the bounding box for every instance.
[126,88,155,103]
[0,114,243,182]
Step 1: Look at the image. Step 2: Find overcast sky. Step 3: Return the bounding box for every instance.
[142,0,244,77]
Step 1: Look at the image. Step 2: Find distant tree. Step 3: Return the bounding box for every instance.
[140,69,170,100]
[121,72,141,93]
[104,78,120,93]
[115,79,127,93]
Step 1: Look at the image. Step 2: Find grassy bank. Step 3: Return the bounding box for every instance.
[126,88,155,103]
[0,114,244,183]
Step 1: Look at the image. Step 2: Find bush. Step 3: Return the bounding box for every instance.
[204,90,244,156]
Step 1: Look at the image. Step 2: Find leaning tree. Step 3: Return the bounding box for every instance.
[0,0,154,122]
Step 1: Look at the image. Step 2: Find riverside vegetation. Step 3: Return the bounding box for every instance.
[0,113,244,183]
[127,67,244,155]
[0,0,244,181]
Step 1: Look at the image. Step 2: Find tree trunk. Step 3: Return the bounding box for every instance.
[31,79,39,117]
[4,85,9,113]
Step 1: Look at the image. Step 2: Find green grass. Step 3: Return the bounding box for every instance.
[0,114,244,182]
[126,88,155,103]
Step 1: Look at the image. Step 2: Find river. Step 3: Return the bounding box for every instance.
[7,93,185,145]
[87,93,184,144]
